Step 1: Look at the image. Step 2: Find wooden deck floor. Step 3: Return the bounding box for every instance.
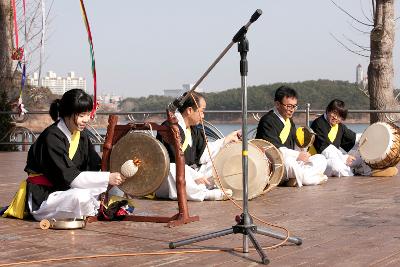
[1,152,400,266]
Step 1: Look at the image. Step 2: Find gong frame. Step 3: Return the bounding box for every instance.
[88,112,199,227]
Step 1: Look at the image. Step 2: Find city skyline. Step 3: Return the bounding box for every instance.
[37,1,400,97]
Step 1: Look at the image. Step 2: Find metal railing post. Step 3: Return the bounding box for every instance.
[306,103,310,127]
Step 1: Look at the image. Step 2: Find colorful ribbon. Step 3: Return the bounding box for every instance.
[79,0,98,119]
[10,0,24,61]
[38,0,46,86]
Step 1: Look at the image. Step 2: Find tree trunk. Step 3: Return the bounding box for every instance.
[0,0,13,87]
[0,0,16,151]
[367,0,396,123]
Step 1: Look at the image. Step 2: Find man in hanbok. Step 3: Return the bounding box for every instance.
[255,86,328,187]
[156,92,240,201]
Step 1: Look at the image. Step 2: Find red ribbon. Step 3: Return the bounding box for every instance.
[79,0,98,119]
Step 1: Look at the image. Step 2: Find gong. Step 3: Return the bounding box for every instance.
[110,132,170,196]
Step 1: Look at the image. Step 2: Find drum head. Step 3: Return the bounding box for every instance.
[250,139,284,191]
[110,132,169,196]
[359,122,394,166]
[212,141,270,200]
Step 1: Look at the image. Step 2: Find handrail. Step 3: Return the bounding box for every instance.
[2,109,400,115]
[1,106,400,150]
[2,109,400,116]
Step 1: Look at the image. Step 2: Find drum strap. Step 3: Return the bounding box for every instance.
[328,124,338,143]
[181,127,191,152]
[279,119,291,144]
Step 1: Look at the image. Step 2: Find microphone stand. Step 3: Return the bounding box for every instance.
[169,10,302,265]
[168,10,262,112]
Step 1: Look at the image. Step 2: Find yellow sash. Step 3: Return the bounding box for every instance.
[3,131,81,219]
[181,127,191,152]
[69,131,80,159]
[328,124,338,143]
[309,124,338,156]
[279,119,291,144]
[2,180,28,219]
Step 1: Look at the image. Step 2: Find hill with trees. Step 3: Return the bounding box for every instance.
[120,80,370,112]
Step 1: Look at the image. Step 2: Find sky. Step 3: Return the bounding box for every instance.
[39,0,400,98]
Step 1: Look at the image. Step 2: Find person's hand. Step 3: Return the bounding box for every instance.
[109,172,126,186]
[346,155,356,166]
[195,176,211,186]
[297,151,310,162]
[223,130,241,145]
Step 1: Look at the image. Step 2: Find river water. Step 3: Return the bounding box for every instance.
[96,123,368,137]
[213,123,368,136]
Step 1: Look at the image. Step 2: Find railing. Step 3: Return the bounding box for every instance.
[1,107,400,151]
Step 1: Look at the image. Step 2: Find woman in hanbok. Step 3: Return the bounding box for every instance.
[3,89,125,221]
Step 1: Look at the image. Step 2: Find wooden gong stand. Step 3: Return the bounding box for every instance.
[89,112,199,227]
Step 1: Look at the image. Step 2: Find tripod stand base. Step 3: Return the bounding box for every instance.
[169,215,302,265]
[169,225,269,264]
[256,227,302,245]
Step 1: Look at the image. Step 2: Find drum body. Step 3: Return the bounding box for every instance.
[250,139,285,192]
[359,122,400,169]
[212,141,271,200]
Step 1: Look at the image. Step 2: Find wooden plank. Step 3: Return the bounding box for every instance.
[1,152,400,266]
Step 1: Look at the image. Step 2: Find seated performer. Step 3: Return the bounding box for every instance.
[310,99,360,177]
[255,86,328,187]
[156,92,240,201]
[2,89,125,221]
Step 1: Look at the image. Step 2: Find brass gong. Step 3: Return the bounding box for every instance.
[110,132,169,196]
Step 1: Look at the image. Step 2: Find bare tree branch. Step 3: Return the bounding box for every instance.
[347,20,372,34]
[330,0,373,27]
[360,0,374,24]
[330,32,369,57]
[342,34,370,51]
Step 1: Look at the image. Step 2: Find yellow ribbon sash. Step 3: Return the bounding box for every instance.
[181,127,191,152]
[69,131,80,159]
[2,180,28,219]
[328,124,338,143]
[279,119,291,144]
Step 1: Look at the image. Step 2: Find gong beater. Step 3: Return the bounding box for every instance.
[109,132,169,196]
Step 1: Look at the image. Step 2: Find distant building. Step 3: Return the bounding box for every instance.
[356,64,363,84]
[99,93,122,104]
[164,89,184,97]
[27,71,86,95]
[164,83,204,97]
[98,93,122,110]
[182,83,204,93]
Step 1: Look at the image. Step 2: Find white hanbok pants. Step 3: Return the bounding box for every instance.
[29,172,109,221]
[284,154,328,187]
[155,163,212,202]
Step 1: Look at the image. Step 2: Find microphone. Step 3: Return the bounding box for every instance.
[232,9,263,43]
[250,9,263,23]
